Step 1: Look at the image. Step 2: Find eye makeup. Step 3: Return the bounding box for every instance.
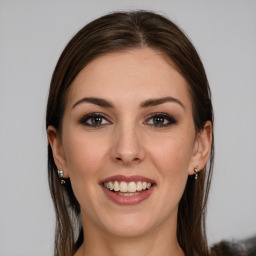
[144,112,177,128]
[78,111,177,129]
[78,112,111,127]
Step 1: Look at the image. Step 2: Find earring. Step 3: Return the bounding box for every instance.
[194,168,199,180]
[57,170,65,185]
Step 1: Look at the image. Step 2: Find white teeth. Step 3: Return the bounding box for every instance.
[119,181,128,192]
[118,192,140,196]
[114,181,119,191]
[137,181,142,191]
[108,181,114,190]
[127,182,137,192]
[104,181,153,193]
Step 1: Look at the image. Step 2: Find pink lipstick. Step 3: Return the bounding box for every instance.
[100,175,156,205]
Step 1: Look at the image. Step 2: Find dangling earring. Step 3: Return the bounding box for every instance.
[57,170,65,185]
[194,168,199,180]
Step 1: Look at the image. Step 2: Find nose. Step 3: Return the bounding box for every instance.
[111,123,145,165]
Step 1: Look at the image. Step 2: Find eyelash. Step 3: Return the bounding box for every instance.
[78,112,177,128]
[78,113,111,127]
[145,113,177,128]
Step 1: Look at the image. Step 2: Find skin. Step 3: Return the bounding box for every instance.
[48,48,212,256]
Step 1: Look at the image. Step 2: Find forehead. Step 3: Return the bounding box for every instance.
[66,48,192,109]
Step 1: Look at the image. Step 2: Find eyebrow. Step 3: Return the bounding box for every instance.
[72,96,184,109]
[72,97,114,109]
[140,97,185,109]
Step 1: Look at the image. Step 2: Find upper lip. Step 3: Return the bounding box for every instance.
[100,175,156,184]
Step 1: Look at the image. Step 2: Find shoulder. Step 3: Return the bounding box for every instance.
[210,241,242,256]
[210,236,256,256]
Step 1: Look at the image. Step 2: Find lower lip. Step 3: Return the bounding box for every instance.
[102,185,155,205]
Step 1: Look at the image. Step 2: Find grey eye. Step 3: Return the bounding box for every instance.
[79,113,110,127]
[146,113,177,128]
[151,116,169,126]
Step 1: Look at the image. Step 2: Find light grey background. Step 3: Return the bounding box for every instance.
[0,0,256,255]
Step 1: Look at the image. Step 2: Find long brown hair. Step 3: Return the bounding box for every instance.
[46,10,214,256]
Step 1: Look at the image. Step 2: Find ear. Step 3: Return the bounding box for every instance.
[188,121,212,175]
[47,125,69,178]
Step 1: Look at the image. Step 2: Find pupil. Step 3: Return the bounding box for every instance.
[153,117,164,126]
[92,116,102,125]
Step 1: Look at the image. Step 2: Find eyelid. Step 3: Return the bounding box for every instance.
[144,112,177,127]
[78,112,176,128]
[78,112,112,126]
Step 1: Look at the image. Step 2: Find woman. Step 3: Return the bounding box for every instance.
[46,11,214,256]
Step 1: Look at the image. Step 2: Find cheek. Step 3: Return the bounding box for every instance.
[147,134,194,178]
[63,131,109,179]
[62,132,111,214]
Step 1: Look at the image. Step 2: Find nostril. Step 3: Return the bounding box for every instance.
[116,156,140,162]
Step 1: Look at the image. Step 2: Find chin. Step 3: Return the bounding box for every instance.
[98,211,157,238]
[106,223,152,238]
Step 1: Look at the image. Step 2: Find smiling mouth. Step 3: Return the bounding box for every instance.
[103,181,154,196]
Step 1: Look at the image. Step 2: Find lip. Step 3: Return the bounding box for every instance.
[101,185,155,205]
[100,175,156,206]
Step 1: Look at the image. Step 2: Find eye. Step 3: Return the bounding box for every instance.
[78,113,111,127]
[145,113,177,128]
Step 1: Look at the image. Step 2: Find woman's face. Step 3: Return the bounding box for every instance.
[49,48,211,238]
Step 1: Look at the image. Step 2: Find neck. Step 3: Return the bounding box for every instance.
[74,215,185,256]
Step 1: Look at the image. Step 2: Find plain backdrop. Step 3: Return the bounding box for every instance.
[0,0,256,255]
